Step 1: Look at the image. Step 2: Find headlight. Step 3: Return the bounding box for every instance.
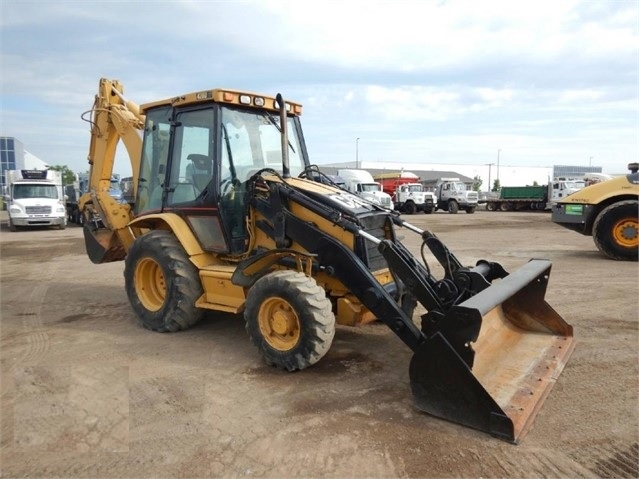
[56,206,66,213]
[9,205,21,214]
[565,204,584,215]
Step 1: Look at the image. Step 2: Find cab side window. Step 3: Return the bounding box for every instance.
[168,109,215,206]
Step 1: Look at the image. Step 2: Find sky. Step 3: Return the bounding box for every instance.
[1,0,637,178]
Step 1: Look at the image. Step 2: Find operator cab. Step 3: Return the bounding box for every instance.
[135,102,308,254]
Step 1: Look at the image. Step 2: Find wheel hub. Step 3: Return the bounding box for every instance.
[135,257,166,312]
[259,297,300,351]
[272,309,295,335]
[614,219,638,247]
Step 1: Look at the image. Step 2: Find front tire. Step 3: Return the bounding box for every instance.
[592,200,638,261]
[448,201,459,214]
[405,202,417,214]
[244,270,335,371]
[124,230,204,332]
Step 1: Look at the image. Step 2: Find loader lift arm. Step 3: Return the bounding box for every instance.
[248,175,574,443]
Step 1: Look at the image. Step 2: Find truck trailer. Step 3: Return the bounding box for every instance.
[486,179,585,212]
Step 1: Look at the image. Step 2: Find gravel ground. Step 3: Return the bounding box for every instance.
[1,209,637,478]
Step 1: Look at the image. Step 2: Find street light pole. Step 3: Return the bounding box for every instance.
[356,137,360,169]
[485,163,495,192]
[497,149,501,182]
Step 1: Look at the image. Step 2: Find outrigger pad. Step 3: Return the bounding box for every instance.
[409,332,516,442]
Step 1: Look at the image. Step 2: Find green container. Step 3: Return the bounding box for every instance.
[500,185,547,200]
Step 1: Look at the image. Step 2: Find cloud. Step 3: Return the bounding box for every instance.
[0,0,636,175]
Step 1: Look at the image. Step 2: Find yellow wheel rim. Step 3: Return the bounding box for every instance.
[134,257,166,312]
[258,297,300,351]
[612,217,638,248]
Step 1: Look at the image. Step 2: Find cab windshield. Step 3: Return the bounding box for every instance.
[221,107,306,182]
[359,183,381,192]
[13,184,58,200]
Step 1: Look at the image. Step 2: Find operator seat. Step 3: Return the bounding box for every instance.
[187,154,213,192]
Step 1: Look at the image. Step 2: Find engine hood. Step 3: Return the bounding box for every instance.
[278,176,383,217]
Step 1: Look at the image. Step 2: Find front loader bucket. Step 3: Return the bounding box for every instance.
[409,259,574,443]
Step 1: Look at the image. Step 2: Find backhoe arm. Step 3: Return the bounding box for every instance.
[81,78,145,263]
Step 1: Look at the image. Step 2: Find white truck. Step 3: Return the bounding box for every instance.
[337,169,394,210]
[4,169,67,231]
[374,171,436,214]
[424,177,479,214]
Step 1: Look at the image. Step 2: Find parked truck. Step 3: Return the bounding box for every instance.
[485,179,585,212]
[66,173,127,225]
[65,172,89,224]
[374,171,435,214]
[423,177,479,214]
[4,169,67,231]
[337,169,394,209]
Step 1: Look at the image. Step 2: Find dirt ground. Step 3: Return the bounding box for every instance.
[1,208,637,479]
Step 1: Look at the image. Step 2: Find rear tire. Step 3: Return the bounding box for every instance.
[244,270,335,371]
[592,200,638,261]
[124,230,204,332]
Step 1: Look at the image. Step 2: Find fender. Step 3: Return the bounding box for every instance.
[129,213,205,257]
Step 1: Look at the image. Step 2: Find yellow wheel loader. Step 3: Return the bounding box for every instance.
[80,78,574,443]
[552,163,639,261]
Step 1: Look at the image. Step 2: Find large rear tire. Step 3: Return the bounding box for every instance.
[124,230,204,332]
[592,200,638,261]
[244,270,335,371]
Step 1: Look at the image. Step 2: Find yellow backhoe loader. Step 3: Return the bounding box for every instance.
[552,163,639,261]
[80,78,574,443]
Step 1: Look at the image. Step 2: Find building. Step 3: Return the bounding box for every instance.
[553,165,603,179]
[1,137,49,191]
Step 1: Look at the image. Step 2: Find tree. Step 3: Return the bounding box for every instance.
[472,175,482,192]
[492,179,501,192]
[48,165,77,185]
